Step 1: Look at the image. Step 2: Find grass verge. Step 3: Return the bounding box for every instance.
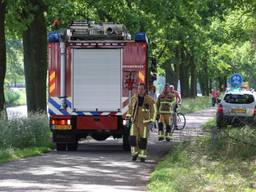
[0,113,53,164]
[0,146,52,164]
[181,96,212,113]
[148,121,256,192]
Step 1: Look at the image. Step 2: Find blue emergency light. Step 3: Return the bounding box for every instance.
[48,32,60,42]
[135,32,148,43]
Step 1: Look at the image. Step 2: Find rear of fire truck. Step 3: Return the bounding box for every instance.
[48,21,150,151]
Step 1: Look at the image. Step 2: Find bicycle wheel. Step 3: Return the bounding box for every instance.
[175,113,186,130]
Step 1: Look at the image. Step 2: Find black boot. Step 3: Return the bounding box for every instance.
[158,122,164,141]
[132,154,138,161]
[140,157,146,163]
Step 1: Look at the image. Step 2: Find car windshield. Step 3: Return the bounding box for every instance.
[224,94,254,104]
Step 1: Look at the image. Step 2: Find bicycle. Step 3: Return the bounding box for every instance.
[172,103,186,131]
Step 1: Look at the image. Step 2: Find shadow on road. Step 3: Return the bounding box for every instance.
[0,108,216,192]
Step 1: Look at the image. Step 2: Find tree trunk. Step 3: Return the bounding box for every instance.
[173,46,180,89]
[167,45,181,91]
[223,75,227,91]
[22,0,47,114]
[164,46,179,89]
[0,0,6,116]
[198,72,206,95]
[204,63,210,96]
[209,78,212,91]
[165,64,174,84]
[190,55,197,98]
[179,44,190,98]
[218,76,222,91]
[198,57,209,96]
[165,62,177,87]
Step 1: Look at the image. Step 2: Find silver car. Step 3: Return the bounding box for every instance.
[216,90,256,128]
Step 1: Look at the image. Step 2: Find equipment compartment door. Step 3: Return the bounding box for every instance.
[73,49,122,112]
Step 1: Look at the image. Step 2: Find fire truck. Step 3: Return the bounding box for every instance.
[48,21,154,151]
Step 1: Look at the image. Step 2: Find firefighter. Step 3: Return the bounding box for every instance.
[126,83,156,162]
[156,83,176,141]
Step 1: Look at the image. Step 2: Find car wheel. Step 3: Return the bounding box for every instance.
[56,143,66,151]
[67,142,78,151]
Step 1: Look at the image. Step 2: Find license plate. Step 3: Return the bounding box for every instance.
[54,125,72,130]
[231,108,246,113]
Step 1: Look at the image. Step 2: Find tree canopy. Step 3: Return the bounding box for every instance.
[1,0,256,113]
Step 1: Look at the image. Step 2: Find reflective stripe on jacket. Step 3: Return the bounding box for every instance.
[126,94,156,124]
[156,93,175,114]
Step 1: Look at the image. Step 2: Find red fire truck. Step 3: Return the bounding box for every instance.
[48,21,154,151]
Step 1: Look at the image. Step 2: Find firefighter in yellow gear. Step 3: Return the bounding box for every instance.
[126,84,156,162]
[156,84,176,141]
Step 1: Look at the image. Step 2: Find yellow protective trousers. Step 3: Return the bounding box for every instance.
[158,114,173,140]
[130,122,149,159]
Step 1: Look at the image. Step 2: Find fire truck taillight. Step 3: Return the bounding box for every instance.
[51,119,72,130]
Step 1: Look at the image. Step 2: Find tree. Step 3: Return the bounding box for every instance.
[0,0,6,116]
[22,0,48,113]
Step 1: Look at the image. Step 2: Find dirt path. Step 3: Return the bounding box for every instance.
[0,108,216,192]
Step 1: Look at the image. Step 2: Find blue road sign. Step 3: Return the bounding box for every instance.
[229,73,243,88]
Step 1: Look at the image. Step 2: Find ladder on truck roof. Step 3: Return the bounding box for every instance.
[67,21,131,41]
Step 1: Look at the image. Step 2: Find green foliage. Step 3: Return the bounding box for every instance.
[0,114,51,149]
[0,147,51,164]
[2,0,256,112]
[148,129,256,192]
[5,89,19,107]
[207,10,256,88]
[181,96,212,113]
[202,118,215,131]
[5,88,26,107]
[209,126,256,159]
[5,40,24,85]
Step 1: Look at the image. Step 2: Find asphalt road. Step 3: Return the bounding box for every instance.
[0,108,216,192]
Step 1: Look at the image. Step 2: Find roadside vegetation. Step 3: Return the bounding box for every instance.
[181,96,212,113]
[0,113,52,164]
[148,120,256,192]
[0,96,213,164]
[5,87,26,107]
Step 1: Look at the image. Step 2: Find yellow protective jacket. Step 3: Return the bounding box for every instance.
[126,94,156,125]
[156,92,175,114]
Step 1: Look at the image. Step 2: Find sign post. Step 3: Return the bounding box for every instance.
[229,73,243,89]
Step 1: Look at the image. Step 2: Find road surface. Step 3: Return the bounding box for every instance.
[0,108,216,192]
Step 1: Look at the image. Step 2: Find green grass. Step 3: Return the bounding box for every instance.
[0,113,53,164]
[181,96,212,113]
[148,122,256,192]
[0,147,52,164]
[202,118,216,131]
[0,114,51,148]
